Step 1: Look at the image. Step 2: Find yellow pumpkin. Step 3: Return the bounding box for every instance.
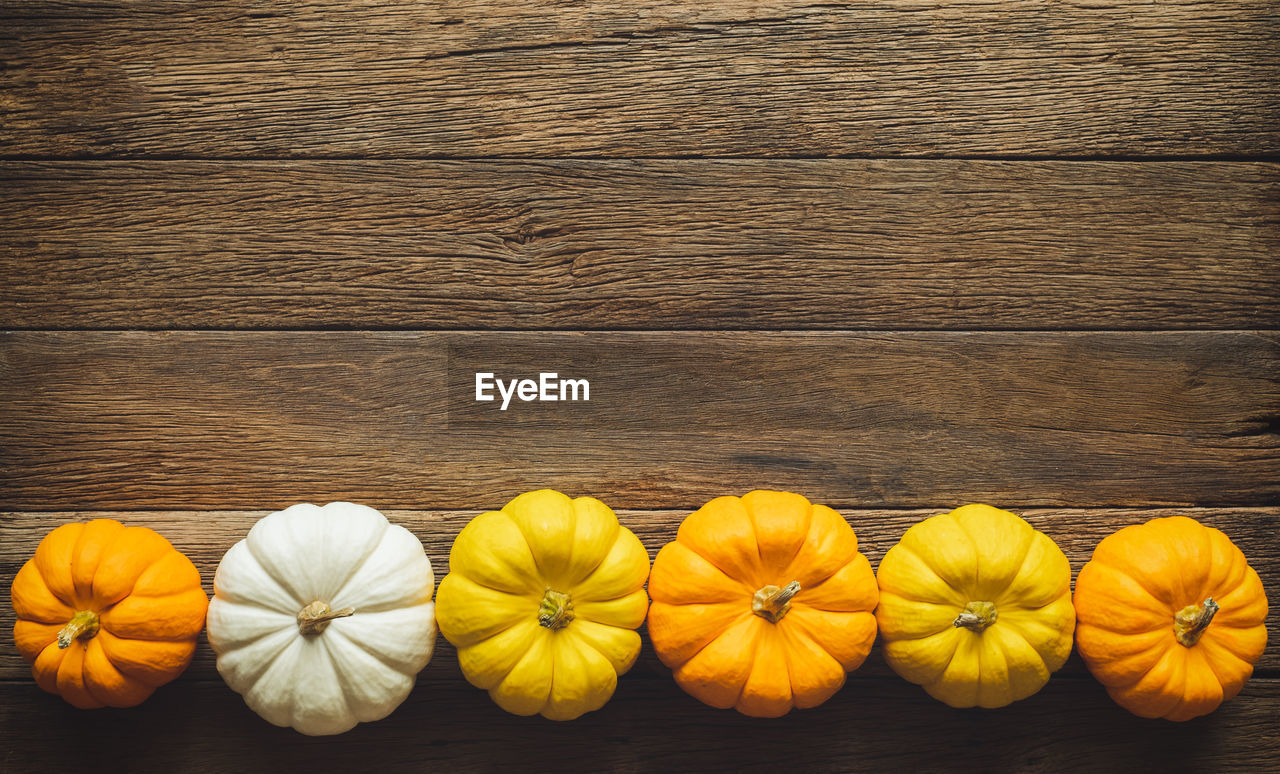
[435,490,650,720]
[875,504,1074,708]
[10,519,208,708]
[1074,516,1268,721]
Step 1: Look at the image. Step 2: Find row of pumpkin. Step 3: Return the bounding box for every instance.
[10,490,1268,736]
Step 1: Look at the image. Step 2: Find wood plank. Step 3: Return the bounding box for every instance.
[0,677,1276,772]
[1,331,1277,510]
[2,1,1278,157]
[2,507,1277,680]
[3,161,1277,330]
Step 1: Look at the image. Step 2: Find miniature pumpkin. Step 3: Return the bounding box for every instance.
[647,491,879,717]
[876,504,1074,708]
[435,489,650,721]
[206,502,436,735]
[10,519,208,708]
[1074,516,1268,721]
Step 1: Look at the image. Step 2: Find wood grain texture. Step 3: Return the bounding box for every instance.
[2,507,1277,680]
[3,160,1278,330]
[2,331,1277,510]
[1,677,1277,773]
[3,0,1279,158]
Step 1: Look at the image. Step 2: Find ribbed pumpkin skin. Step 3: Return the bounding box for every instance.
[647,491,879,718]
[435,490,650,721]
[206,502,437,736]
[875,504,1075,709]
[1074,516,1268,721]
[10,519,208,708]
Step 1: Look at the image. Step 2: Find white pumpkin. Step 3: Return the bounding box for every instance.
[206,502,436,735]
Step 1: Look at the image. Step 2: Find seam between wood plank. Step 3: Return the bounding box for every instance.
[3,154,1280,163]
[3,328,1278,333]
[5,327,1279,333]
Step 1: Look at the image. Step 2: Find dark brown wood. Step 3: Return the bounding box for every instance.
[2,507,1277,680]
[1,331,1277,510]
[0,676,1276,772]
[2,161,1277,330]
[2,0,1277,766]
[3,0,1278,158]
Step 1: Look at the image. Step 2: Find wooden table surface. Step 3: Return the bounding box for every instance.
[2,1,1278,771]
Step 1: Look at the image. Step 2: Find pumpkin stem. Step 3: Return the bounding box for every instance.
[1174,597,1219,647]
[752,581,802,624]
[538,588,574,630]
[953,601,998,633]
[297,600,355,636]
[56,610,100,649]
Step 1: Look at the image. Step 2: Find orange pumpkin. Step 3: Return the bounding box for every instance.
[10,519,209,708]
[1074,516,1268,721]
[647,491,879,717]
